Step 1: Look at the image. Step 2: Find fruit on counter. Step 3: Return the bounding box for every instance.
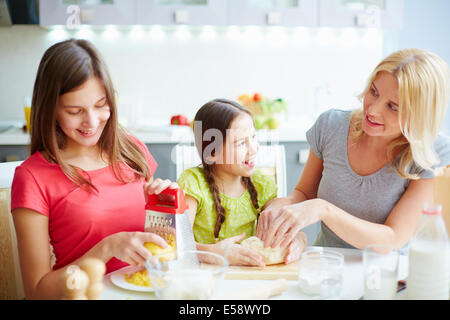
[144,240,176,262]
[252,115,280,130]
[170,114,190,126]
[253,92,262,102]
[254,115,267,130]
[267,117,280,130]
[237,93,287,130]
[237,94,252,106]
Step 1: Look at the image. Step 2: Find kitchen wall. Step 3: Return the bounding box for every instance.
[0,24,382,129]
[383,0,450,134]
[1,0,449,133]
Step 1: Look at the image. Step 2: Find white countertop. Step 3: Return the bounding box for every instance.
[0,124,309,145]
[100,247,409,301]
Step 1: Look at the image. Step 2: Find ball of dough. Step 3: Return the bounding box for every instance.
[240,236,287,265]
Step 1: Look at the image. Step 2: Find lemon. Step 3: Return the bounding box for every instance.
[144,242,176,261]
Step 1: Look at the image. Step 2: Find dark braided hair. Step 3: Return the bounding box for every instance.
[194,99,259,238]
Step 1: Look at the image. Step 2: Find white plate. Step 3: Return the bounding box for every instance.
[110,266,155,292]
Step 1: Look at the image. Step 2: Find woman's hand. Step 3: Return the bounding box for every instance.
[256,197,294,241]
[261,199,328,249]
[103,231,168,267]
[212,233,265,268]
[144,178,178,200]
[284,232,307,264]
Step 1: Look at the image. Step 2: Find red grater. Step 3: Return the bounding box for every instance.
[145,188,197,259]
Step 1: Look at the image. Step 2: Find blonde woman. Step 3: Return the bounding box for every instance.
[256,48,450,252]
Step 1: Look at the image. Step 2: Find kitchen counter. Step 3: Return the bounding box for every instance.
[0,123,309,145]
[100,246,409,301]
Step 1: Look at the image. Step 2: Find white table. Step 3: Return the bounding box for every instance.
[100,246,409,300]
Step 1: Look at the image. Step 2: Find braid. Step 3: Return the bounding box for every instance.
[242,176,259,211]
[203,166,226,238]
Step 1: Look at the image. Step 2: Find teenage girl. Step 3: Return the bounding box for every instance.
[11,39,176,299]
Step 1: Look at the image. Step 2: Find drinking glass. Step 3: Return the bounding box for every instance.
[363,244,399,300]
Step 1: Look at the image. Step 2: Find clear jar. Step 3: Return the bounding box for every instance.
[298,249,344,299]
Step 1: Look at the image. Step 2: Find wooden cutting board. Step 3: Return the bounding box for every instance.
[225,262,299,280]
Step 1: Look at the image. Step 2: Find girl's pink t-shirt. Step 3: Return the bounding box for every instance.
[11,137,157,274]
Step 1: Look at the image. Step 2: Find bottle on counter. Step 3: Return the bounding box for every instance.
[407,202,450,300]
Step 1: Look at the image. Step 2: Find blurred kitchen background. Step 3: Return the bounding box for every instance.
[1,0,449,128]
[1,0,450,168]
[1,0,449,243]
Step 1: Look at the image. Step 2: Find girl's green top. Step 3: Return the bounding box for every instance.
[177,167,278,244]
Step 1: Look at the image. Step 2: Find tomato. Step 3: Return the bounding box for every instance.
[170,114,189,126]
[253,93,262,102]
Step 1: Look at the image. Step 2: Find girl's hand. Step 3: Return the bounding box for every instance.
[262,199,326,249]
[144,178,178,200]
[103,231,168,267]
[284,232,307,264]
[213,233,265,268]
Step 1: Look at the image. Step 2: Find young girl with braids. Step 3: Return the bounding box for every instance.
[177,99,307,267]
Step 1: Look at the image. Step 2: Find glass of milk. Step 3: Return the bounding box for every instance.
[363,244,399,300]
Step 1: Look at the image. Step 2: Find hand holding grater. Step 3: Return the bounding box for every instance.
[145,188,197,261]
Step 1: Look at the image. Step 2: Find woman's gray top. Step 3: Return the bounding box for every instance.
[305,109,450,248]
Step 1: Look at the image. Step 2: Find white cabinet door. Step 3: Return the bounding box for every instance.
[319,0,403,29]
[136,0,227,26]
[228,0,318,27]
[39,0,136,26]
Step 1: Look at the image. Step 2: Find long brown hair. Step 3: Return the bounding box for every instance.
[194,99,259,238]
[30,39,151,190]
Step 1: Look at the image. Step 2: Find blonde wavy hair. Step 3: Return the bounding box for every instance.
[351,48,450,179]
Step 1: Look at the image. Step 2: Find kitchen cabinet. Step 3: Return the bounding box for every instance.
[319,0,404,29]
[38,0,404,28]
[136,0,227,26]
[228,0,318,27]
[39,0,136,26]
[0,145,29,163]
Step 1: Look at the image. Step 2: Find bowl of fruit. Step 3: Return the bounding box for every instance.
[237,93,288,130]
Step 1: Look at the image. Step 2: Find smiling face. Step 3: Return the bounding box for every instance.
[214,113,259,178]
[56,77,111,151]
[362,71,402,140]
